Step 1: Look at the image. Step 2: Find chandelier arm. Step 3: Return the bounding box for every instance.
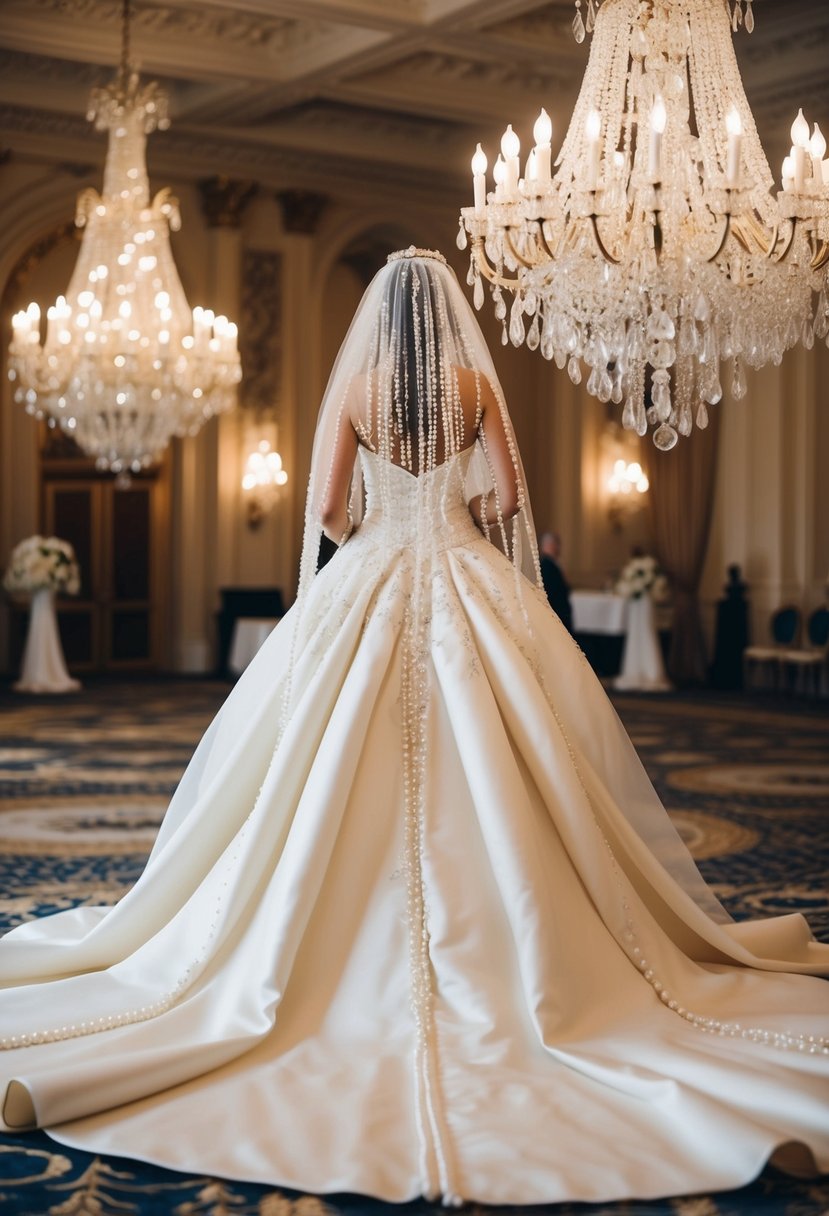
[75,188,100,228]
[588,213,621,264]
[768,217,798,264]
[728,209,779,258]
[563,222,583,256]
[527,226,546,266]
[503,230,537,270]
[705,213,732,262]
[759,222,779,257]
[550,224,572,260]
[536,220,558,264]
[471,239,521,290]
[743,211,778,254]
[810,239,829,272]
[728,219,754,256]
[729,214,774,257]
[151,186,181,229]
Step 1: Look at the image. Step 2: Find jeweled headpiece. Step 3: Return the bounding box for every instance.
[387,247,447,265]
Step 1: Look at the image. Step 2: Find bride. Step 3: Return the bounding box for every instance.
[1,247,827,1208]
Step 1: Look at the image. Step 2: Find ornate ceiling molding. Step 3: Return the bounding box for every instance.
[0,102,463,204]
[26,0,331,54]
[0,0,825,225]
[266,100,457,149]
[0,48,106,88]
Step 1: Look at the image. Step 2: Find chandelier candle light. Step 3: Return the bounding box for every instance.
[458,0,829,449]
[8,0,241,474]
[609,458,649,498]
[242,438,288,529]
[607,456,649,530]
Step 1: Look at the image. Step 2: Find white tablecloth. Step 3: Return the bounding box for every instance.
[14,588,81,694]
[571,591,628,635]
[572,590,671,691]
[228,618,279,675]
[614,595,672,692]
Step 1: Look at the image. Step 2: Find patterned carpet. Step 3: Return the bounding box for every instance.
[0,678,827,1216]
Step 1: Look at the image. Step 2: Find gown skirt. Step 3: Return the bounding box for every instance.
[1,450,827,1206]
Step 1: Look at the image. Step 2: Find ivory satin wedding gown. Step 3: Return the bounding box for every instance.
[1,442,827,1206]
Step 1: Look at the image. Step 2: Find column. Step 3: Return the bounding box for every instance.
[277,190,328,598]
[171,177,255,672]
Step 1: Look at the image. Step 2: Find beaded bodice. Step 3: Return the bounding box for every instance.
[357,444,481,553]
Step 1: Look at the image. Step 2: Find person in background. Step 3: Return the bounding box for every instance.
[539,530,573,634]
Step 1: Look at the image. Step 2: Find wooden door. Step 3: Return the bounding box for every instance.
[40,470,170,671]
[41,481,99,669]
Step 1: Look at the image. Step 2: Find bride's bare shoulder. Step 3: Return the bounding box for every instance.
[345,371,369,401]
[344,373,371,421]
[452,364,496,404]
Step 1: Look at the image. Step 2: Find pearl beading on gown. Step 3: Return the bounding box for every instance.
[397,461,462,1204]
[539,659,829,1057]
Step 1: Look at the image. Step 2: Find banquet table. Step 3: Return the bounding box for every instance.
[571,590,629,635]
[570,591,629,678]
[571,590,671,688]
[228,617,279,676]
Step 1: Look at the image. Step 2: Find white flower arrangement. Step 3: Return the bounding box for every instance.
[3,535,81,596]
[615,554,668,601]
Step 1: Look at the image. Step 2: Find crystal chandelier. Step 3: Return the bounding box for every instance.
[458,0,829,449]
[8,0,241,473]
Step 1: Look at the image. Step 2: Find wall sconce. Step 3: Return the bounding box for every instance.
[607,458,649,531]
[242,439,288,529]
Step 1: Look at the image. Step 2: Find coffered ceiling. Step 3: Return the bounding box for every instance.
[0,0,827,207]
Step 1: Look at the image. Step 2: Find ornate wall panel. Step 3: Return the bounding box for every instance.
[239,250,282,420]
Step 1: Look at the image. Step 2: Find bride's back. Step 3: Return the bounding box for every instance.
[350,364,486,476]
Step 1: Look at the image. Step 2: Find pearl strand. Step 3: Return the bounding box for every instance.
[471,379,491,542]
[543,692,829,1057]
[1,778,263,1053]
[475,419,505,560]
[401,595,436,1196]
[399,497,458,1200]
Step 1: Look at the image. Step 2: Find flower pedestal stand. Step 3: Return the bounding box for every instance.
[14,588,81,694]
[614,594,671,692]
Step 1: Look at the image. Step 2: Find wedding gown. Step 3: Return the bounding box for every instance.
[1,441,827,1206]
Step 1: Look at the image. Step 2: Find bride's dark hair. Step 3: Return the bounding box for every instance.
[393,261,444,449]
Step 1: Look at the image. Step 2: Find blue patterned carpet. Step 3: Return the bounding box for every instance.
[0,679,827,1216]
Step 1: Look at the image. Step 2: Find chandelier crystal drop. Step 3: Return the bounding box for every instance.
[459,0,829,449]
[8,2,241,473]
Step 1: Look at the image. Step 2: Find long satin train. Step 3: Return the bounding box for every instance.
[1,450,827,1205]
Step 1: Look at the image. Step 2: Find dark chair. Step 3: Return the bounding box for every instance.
[743,605,801,691]
[779,606,829,696]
